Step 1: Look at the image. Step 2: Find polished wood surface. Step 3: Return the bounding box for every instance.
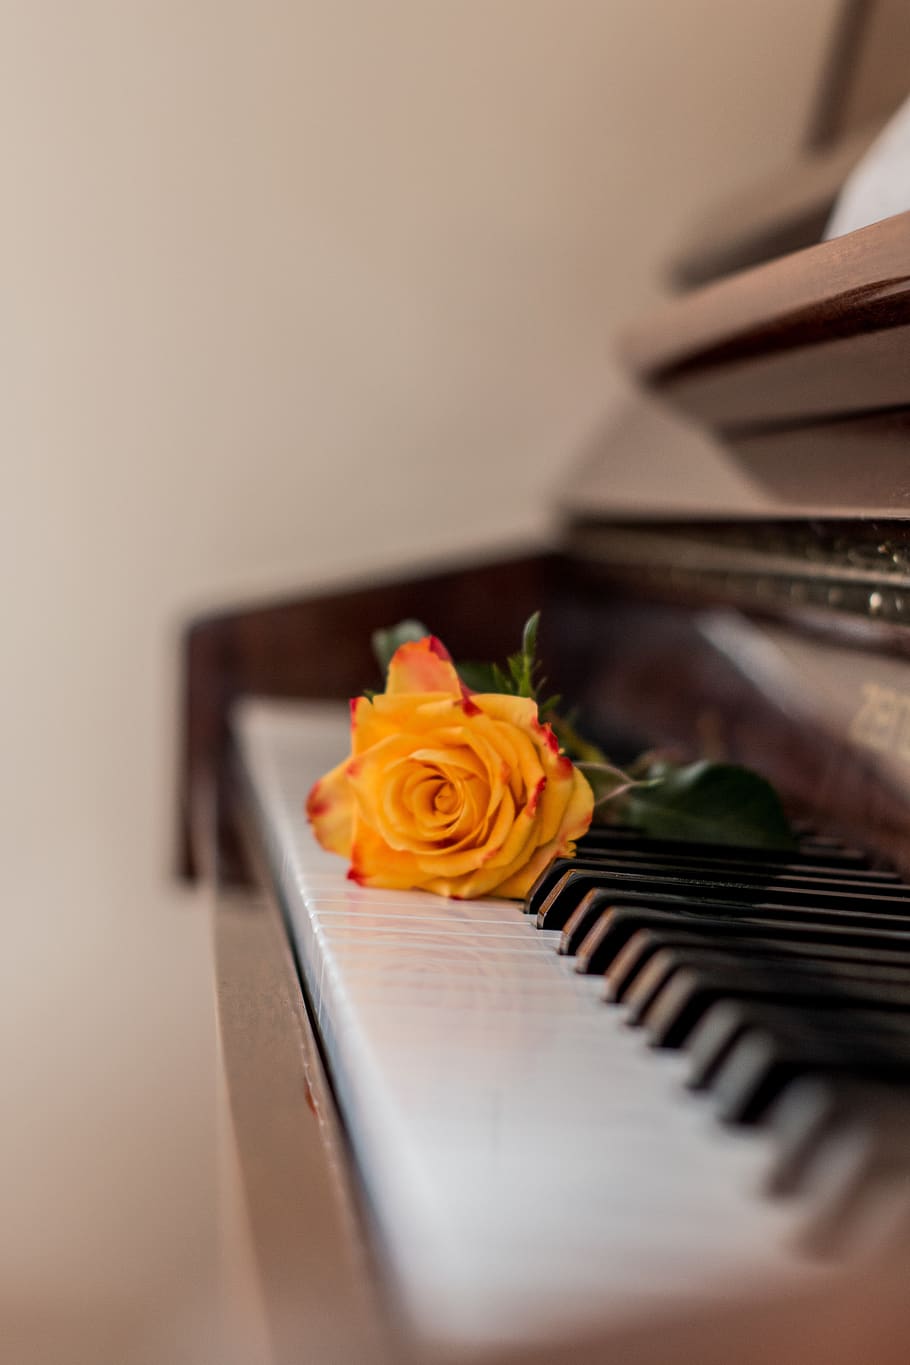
[214,886,401,1364]
[562,394,910,522]
[623,211,910,426]
[655,319,910,428]
[729,408,910,507]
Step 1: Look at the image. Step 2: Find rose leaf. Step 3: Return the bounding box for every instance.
[456,660,501,692]
[620,761,796,851]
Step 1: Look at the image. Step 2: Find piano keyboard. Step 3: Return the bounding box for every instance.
[235,699,910,1353]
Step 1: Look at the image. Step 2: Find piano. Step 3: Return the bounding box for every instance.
[180,17,910,1362]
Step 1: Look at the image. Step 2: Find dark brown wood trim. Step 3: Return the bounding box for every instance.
[620,213,910,391]
[652,280,910,385]
[214,882,401,1364]
[661,326,910,430]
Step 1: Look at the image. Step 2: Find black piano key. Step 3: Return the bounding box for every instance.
[622,953,698,1024]
[604,925,910,1004]
[797,835,879,866]
[530,859,693,924]
[561,846,897,884]
[547,847,904,901]
[604,928,687,1002]
[568,892,910,975]
[525,839,894,921]
[534,865,910,933]
[687,1001,759,1090]
[561,893,622,957]
[627,942,910,1014]
[623,953,708,1027]
[572,902,720,975]
[575,826,875,869]
[560,898,597,955]
[763,1077,910,1204]
[560,869,910,962]
[799,835,868,860]
[541,821,910,1216]
[637,958,910,1050]
[764,1075,842,1197]
[685,999,910,1092]
[545,890,733,938]
[710,1012,910,1124]
[799,1098,910,1257]
[713,1031,822,1125]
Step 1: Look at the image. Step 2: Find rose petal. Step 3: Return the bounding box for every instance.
[308,636,595,900]
[385,637,463,696]
[306,758,355,857]
[348,820,424,889]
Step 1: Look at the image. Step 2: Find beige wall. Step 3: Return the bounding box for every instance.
[1,1,838,1357]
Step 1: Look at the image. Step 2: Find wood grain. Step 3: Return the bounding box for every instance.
[660,325,910,428]
[214,886,401,1365]
[622,212,910,420]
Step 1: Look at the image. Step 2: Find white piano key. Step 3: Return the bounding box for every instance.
[235,699,826,1352]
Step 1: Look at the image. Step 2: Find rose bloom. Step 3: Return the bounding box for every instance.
[306,636,593,899]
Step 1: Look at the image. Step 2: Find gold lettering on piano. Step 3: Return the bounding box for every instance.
[850,682,910,759]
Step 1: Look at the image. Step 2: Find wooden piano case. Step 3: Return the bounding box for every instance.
[179,13,910,1348]
[184,208,910,1363]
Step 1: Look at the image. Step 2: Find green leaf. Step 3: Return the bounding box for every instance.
[491,662,511,693]
[522,611,539,665]
[454,611,550,702]
[521,611,542,698]
[456,660,501,692]
[508,610,541,698]
[620,761,796,851]
[371,619,430,677]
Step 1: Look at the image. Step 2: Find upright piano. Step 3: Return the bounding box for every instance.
[180,18,910,1358]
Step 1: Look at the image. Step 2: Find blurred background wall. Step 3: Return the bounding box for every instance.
[1,1,840,1358]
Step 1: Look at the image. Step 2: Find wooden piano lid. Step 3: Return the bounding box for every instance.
[561,211,910,525]
[622,209,910,409]
[564,1,910,525]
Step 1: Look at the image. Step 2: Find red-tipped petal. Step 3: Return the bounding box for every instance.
[305,758,354,857]
[385,637,463,696]
[426,636,452,661]
[526,775,547,816]
[532,716,561,755]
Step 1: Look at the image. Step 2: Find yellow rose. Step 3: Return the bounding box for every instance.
[306,636,594,899]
